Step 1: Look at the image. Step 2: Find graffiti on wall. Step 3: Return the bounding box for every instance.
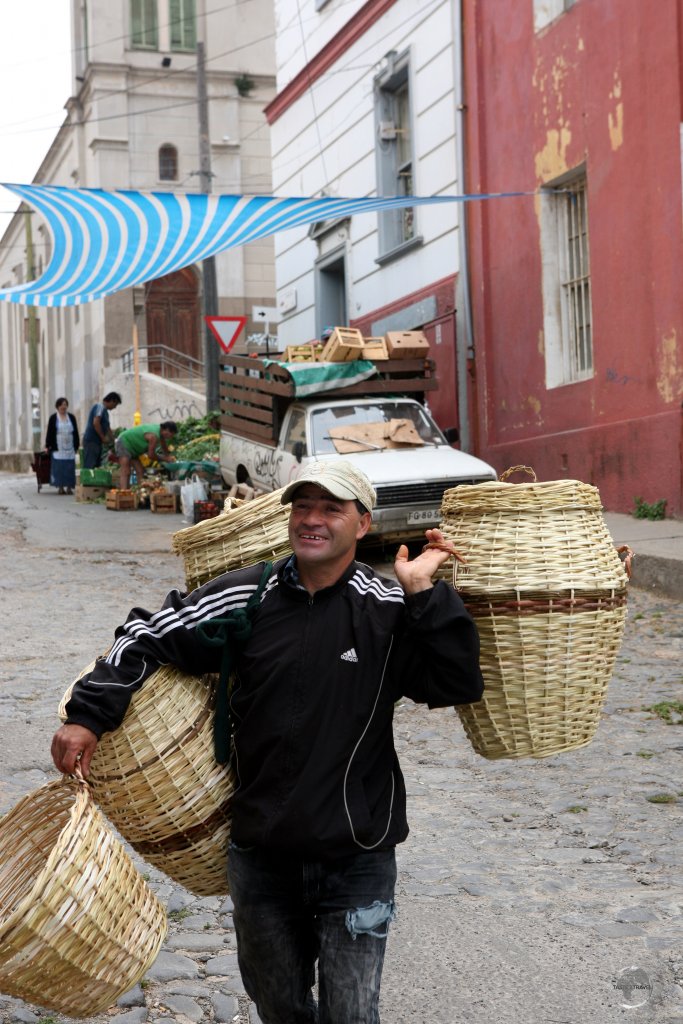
[146,400,204,421]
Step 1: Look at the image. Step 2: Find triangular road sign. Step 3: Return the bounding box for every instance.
[205,316,248,353]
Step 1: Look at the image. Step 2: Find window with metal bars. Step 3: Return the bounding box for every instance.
[159,144,178,181]
[559,178,593,380]
[540,171,594,388]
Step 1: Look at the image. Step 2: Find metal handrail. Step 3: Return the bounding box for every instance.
[121,344,204,386]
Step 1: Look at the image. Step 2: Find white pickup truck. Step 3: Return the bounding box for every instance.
[219,354,496,542]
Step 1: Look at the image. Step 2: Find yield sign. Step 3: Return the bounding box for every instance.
[205,315,248,353]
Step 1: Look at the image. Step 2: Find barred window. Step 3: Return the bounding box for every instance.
[541,172,594,387]
[159,144,178,181]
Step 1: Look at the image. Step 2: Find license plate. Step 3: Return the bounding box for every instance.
[406,508,440,524]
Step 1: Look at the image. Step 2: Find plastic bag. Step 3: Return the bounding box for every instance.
[180,475,208,520]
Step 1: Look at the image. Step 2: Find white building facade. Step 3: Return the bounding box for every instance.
[266,0,470,440]
[0,0,276,460]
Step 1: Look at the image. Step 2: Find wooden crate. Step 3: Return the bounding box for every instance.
[106,489,139,511]
[321,327,364,363]
[75,484,107,503]
[385,330,430,359]
[283,342,325,363]
[193,500,221,524]
[150,491,178,514]
[361,337,389,360]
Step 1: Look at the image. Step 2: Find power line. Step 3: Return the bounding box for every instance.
[0,0,367,136]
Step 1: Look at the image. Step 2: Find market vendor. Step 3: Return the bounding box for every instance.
[52,459,483,1024]
[115,421,177,489]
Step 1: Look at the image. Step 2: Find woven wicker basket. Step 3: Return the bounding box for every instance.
[172,488,292,591]
[0,775,166,1017]
[439,466,631,760]
[59,665,235,896]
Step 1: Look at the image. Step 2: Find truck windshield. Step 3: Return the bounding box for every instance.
[310,401,446,454]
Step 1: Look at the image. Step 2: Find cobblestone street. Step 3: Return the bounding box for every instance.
[0,472,681,1024]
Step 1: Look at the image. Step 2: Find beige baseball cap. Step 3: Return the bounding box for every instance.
[281,459,376,511]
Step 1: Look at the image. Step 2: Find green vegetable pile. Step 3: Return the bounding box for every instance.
[171,411,221,461]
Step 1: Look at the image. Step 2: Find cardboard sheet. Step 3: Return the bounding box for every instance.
[328,418,424,453]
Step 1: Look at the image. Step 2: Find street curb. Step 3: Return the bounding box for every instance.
[628,554,683,601]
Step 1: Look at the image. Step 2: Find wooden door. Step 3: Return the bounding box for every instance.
[422,312,459,438]
[146,268,200,378]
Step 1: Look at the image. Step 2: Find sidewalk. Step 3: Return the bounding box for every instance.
[604,512,683,600]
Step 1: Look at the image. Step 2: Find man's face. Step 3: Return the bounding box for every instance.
[160,427,174,440]
[288,483,371,570]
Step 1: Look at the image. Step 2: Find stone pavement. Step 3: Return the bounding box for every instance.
[0,471,681,1024]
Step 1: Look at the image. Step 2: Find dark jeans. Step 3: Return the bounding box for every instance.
[227,843,397,1024]
[82,441,103,469]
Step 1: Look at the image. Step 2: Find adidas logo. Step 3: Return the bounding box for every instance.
[340,647,359,663]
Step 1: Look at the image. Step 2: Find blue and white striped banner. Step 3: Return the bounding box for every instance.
[0,183,534,307]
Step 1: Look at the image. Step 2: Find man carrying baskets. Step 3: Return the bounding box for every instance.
[52,460,484,1024]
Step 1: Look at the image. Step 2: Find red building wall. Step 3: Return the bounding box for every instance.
[464,0,683,513]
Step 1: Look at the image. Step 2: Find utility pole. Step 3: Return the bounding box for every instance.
[197,37,220,414]
[24,207,41,452]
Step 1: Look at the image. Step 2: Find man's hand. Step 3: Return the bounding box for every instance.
[394,528,462,595]
[51,724,99,778]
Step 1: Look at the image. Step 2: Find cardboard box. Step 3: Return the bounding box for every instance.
[150,491,178,514]
[75,484,107,503]
[106,489,139,511]
[361,337,389,360]
[321,327,364,363]
[384,330,430,359]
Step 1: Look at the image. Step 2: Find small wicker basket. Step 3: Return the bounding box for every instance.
[172,488,292,591]
[59,665,235,896]
[0,775,167,1018]
[439,467,631,760]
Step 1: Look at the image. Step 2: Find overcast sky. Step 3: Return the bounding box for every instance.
[0,0,72,242]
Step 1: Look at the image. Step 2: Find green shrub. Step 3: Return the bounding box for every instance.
[633,496,667,520]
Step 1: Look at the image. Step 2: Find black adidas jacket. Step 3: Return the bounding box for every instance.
[65,557,484,857]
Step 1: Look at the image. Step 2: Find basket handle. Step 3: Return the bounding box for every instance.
[70,762,91,788]
[499,465,537,482]
[616,544,634,579]
[450,549,468,589]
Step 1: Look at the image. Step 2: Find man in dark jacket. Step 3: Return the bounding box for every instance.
[82,391,122,469]
[52,459,483,1024]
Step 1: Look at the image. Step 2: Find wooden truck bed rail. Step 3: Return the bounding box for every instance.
[219,355,437,445]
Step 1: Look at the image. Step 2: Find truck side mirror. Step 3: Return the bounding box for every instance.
[443,427,459,444]
[293,441,305,463]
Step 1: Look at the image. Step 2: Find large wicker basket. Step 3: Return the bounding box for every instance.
[439,467,631,760]
[172,488,292,590]
[59,665,234,896]
[0,775,167,1017]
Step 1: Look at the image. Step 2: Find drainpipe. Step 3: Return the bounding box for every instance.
[452,0,473,452]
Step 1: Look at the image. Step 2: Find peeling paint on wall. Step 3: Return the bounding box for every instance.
[535,125,572,181]
[537,330,545,356]
[525,395,542,416]
[657,329,683,403]
[608,70,624,151]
